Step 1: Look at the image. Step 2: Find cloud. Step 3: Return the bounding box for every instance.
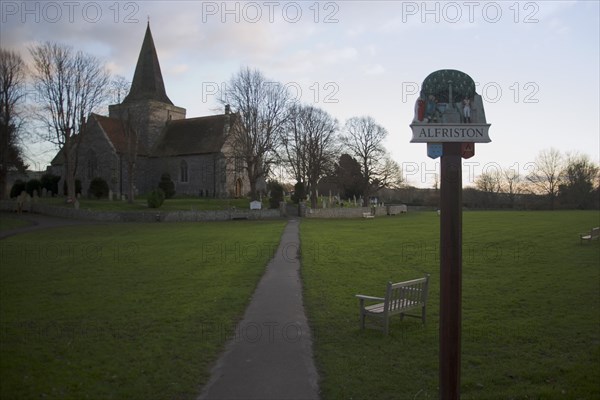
[365,64,385,75]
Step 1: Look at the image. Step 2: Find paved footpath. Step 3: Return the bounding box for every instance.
[198,219,320,400]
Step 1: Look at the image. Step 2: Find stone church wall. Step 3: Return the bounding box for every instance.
[151,154,227,198]
[74,118,120,197]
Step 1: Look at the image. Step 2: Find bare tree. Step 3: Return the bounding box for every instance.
[558,153,599,209]
[110,75,130,104]
[29,42,109,200]
[340,116,388,206]
[375,155,404,190]
[501,167,522,208]
[220,67,291,200]
[0,48,28,198]
[526,148,564,209]
[475,170,502,193]
[475,169,502,207]
[281,104,339,208]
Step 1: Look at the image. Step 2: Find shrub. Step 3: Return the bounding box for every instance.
[267,180,284,209]
[41,173,60,196]
[158,173,175,199]
[147,188,165,208]
[25,179,42,197]
[10,180,26,198]
[88,177,110,199]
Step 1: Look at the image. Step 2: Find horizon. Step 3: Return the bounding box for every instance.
[1,0,598,188]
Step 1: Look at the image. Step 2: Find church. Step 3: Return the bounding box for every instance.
[51,24,248,199]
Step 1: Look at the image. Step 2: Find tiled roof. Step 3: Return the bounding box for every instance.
[152,114,231,157]
[93,114,149,156]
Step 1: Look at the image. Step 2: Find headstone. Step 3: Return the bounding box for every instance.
[74,199,80,210]
[109,189,113,201]
[42,188,47,197]
[250,200,262,210]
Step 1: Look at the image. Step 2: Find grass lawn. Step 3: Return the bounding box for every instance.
[300,211,600,399]
[0,214,32,232]
[0,220,286,399]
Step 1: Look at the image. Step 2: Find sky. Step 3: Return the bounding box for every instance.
[1,0,599,187]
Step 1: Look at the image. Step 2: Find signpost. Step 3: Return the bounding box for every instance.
[410,70,491,399]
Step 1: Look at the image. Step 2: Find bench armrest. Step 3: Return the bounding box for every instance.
[355,295,385,301]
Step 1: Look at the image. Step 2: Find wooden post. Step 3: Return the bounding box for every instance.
[439,142,462,399]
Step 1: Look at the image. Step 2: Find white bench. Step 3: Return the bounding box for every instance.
[580,227,599,244]
[362,212,374,219]
[356,274,430,335]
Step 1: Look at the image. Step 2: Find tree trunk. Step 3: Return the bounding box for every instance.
[127,161,135,203]
[310,189,318,209]
[249,179,257,200]
[64,156,76,201]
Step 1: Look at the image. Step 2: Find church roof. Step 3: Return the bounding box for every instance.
[153,114,233,157]
[123,23,173,105]
[93,114,150,156]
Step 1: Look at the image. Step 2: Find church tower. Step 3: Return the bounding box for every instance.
[109,23,186,151]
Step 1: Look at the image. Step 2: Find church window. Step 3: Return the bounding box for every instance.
[235,156,244,173]
[180,160,189,183]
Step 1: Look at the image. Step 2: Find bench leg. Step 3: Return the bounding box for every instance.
[383,317,390,335]
[421,305,427,325]
[360,311,366,330]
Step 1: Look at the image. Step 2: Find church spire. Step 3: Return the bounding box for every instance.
[123,23,173,105]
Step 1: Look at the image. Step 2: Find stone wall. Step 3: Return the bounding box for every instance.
[304,206,388,219]
[0,200,280,222]
[1,200,413,222]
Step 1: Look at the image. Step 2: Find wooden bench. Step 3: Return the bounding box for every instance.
[362,212,374,219]
[356,274,430,335]
[580,227,600,244]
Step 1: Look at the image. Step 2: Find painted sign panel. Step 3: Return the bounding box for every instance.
[427,143,443,159]
[410,124,491,143]
[461,143,475,159]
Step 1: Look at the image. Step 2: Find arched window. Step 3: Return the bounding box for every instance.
[180,160,188,183]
